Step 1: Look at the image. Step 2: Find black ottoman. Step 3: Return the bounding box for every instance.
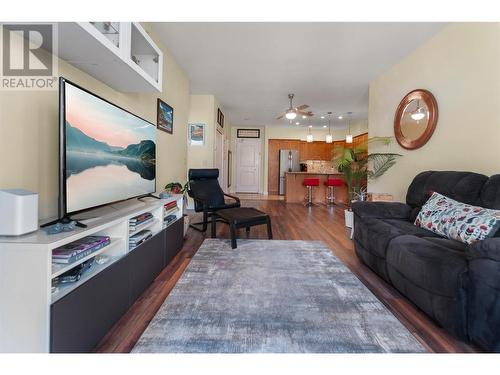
[213,207,272,248]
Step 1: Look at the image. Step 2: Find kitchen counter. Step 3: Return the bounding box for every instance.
[284,172,348,204]
[285,171,340,175]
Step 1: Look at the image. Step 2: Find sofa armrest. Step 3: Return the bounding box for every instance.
[468,237,500,262]
[351,201,411,220]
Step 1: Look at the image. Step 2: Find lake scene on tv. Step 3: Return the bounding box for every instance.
[64,83,156,213]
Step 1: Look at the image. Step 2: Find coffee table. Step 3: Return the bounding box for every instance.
[212,207,272,249]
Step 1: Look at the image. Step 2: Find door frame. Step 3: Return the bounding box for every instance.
[214,128,225,189]
[235,138,262,193]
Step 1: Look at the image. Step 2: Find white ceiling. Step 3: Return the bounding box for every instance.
[150,23,446,128]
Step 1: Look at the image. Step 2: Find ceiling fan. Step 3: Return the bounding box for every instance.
[276,94,312,120]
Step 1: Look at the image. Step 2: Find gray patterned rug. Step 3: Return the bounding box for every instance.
[132,239,426,353]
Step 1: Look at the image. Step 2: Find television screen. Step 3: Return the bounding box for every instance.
[61,78,156,214]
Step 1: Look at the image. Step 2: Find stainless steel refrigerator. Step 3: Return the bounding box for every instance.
[279,149,300,195]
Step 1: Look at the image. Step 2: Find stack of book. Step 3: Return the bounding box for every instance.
[164,214,177,225]
[129,229,153,249]
[52,236,111,264]
[129,212,153,232]
[164,200,178,215]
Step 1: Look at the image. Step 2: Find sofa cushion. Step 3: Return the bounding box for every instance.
[406,171,488,209]
[379,219,439,238]
[353,217,402,260]
[422,237,467,253]
[480,174,500,210]
[386,235,468,338]
[415,192,500,244]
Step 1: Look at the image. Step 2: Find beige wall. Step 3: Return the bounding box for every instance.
[187,94,231,170]
[0,24,190,219]
[368,23,500,202]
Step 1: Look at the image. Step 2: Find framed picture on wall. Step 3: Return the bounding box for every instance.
[157,98,173,134]
[189,123,205,145]
[217,108,224,128]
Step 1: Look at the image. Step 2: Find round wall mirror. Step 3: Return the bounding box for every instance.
[394,89,438,150]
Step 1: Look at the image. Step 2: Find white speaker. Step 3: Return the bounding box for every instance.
[0,189,38,236]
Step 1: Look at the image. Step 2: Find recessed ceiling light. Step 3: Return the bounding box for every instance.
[320,116,325,119]
[302,115,306,119]
[308,125,312,128]
[338,116,343,119]
[296,122,300,125]
[323,125,327,128]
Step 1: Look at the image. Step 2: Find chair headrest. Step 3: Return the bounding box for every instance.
[188,168,219,181]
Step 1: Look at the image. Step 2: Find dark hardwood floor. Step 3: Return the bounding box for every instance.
[95,200,478,353]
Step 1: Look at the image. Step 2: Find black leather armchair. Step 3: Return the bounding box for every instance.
[187,169,240,232]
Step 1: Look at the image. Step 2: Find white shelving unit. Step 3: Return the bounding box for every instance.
[58,22,163,92]
[0,195,183,352]
[51,237,123,279]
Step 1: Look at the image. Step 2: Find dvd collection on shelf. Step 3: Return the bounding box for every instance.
[129,229,153,249]
[129,212,154,232]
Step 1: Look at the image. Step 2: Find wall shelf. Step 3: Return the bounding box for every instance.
[58,22,163,92]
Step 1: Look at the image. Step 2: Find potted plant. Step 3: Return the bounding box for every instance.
[164,181,190,236]
[333,137,401,228]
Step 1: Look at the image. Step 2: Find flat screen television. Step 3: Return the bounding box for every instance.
[59,78,156,217]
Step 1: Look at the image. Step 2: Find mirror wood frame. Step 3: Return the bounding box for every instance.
[394,89,438,150]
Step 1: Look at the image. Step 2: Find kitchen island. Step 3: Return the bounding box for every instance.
[284,172,348,205]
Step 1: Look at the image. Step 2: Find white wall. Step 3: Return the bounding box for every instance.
[0,23,190,219]
[368,23,500,202]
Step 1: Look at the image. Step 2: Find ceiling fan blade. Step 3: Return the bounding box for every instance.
[295,104,309,111]
[296,110,313,117]
[276,114,285,120]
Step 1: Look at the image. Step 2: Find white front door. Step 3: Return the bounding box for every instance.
[236,138,260,193]
[215,129,224,187]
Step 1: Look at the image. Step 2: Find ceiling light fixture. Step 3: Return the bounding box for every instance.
[306,119,313,142]
[338,115,343,120]
[325,112,333,143]
[296,122,300,125]
[321,116,325,119]
[410,100,426,121]
[345,112,353,144]
[285,94,297,120]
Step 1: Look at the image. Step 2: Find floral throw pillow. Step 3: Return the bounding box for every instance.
[414,192,500,244]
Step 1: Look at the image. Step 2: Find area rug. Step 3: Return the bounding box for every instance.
[132,239,426,353]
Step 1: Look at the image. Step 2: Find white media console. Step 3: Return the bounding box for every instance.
[0,195,184,353]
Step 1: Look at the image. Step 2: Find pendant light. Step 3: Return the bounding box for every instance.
[325,111,333,143]
[306,125,313,143]
[345,112,353,144]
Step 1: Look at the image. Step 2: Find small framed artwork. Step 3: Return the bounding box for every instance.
[157,98,173,134]
[189,123,205,145]
[217,108,224,128]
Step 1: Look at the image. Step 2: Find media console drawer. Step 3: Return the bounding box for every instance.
[49,221,184,353]
[50,255,130,353]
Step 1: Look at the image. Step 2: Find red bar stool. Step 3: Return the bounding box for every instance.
[303,178,320,206]
[324,178,343,205]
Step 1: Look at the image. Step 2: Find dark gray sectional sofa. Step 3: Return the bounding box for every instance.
[352,171,500,352]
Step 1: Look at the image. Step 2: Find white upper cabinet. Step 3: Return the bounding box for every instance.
[58,22,163,92]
